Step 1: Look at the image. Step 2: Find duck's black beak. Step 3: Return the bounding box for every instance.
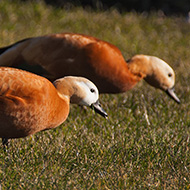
[90,100,108,118]
[166,87,180,104]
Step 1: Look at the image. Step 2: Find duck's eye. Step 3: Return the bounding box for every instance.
[168,73,172,77]
[90,88,95,93]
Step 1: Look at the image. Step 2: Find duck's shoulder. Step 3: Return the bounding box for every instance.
[0,67,53,96]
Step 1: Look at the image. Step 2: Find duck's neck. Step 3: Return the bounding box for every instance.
[53,79,74,98]
[111,55,152,93]
[45,91,70,131]
[114,59,149,93]
[127,56,151,79]
[43,80,72,130]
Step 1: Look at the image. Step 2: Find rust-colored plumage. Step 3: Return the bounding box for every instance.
[0,67,107,144]
[0,33,180,103]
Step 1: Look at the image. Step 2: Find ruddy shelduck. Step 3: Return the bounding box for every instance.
[0,67,107,146]
[0,33,180,103]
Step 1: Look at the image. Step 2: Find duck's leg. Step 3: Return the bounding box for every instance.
[2,138,8,151]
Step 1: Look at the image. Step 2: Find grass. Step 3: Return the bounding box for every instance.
[0,0,190,189]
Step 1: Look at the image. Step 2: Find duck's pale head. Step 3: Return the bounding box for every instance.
[128,55,180,103]
[53,76,108,118]
[144,55,180,103]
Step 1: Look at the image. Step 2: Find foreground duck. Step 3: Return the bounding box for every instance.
[0,67,107,145]
[0,33,180,103]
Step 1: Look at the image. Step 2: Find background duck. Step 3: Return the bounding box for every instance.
[0,33,180,103]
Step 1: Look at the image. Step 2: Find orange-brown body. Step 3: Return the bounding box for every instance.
[0,33,140,93]
[0,67,68,139]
